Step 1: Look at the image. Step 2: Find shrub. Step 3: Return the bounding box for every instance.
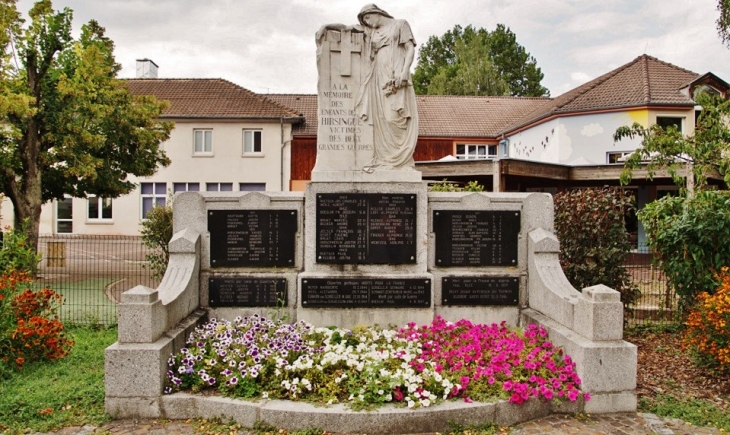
[140,204,173,279]
[683,267,730,373]
[639,190,730,310]
[0,224,41,275]
[0,270,73,376]
[554,187,638,309]
[429,180,484,192]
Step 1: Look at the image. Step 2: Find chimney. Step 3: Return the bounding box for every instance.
[136,59,158,78]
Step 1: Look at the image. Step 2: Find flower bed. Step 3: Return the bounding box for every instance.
[165,315,588,409]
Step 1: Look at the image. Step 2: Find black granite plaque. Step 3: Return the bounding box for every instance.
[442,276,519,306]
[301,278,430,308]
[433,210,520,266]
[208,210,297,267]
[209,277,287,307]
[316,193,417,264]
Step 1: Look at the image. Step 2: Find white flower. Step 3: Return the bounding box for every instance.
[420,399,431,407]
[407,400,415,408]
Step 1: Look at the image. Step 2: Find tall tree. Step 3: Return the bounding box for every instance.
[412,24,549,97]
[0,0,172,251]
[719,0,730,47]
[613,92,730,190]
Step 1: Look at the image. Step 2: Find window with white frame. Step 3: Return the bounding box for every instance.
[87,196,113,220]
[455,144,497,160]
[141,182,167,218]
[206,182,233,192]
[239,183,266,191]
[656,116,683,133]
[607,151,652,164]
[193,129,213,155]
[243,130,262,154]
[173,182,200,193]
[56,197,73,234]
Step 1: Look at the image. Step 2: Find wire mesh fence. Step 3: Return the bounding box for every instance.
[625,245,679,327]
[37,234,161,325]
[33,236,676,327]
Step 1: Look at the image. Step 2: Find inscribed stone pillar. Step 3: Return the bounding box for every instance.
[313,30,374,179]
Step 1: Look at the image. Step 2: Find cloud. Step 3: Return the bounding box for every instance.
[581,123,604,137]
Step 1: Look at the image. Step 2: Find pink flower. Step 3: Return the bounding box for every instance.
[393,388,404,401]
[584,392,591,402]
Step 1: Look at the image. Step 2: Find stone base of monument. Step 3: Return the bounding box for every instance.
[155,392,584,434]
[311,169,423,183]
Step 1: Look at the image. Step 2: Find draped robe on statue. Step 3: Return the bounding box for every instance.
[355,19,419,170]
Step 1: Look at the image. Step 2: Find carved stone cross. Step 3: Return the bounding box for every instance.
[329,31,361,77]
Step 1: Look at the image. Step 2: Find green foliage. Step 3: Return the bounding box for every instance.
[429,179,485,192]
[413,24,549,97]
[639,190,730,310]
[554,187,638,309]
[719,0,730,47]
[446,419,502,435]
[0,223,41,275]
[140,203,173,280]
[0,0,173,250]
[0,326,116,433]
[613,93,730,190]
[639,393,730,431]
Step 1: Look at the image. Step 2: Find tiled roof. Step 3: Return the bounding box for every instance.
[504,55,700,133]
[265,94,318,135]
[266,94,551,138]
[125,79,302,119]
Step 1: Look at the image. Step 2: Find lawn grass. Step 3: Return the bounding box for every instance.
[37,278,118,324]
[0,326,117,434]
[640,394,730,431]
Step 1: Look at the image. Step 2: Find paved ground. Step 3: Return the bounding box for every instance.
[34,413,725,435]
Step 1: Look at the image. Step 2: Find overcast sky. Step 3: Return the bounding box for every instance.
[15,0,730,97]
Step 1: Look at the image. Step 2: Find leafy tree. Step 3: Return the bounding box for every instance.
[719,0,730,47]
[553,187,638,312]
[413,24,549,97]
[140,202,172,280]
[639,191,730,310]
[0,0,172,251]
[613,92,730,190]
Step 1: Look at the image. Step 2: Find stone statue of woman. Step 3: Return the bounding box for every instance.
[316,4,419,173]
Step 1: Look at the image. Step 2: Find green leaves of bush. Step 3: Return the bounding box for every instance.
[554,187,638,309]
[640,190,730,310]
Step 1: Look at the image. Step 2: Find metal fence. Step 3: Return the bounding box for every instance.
[624,245,679,326]
[34,236,675,326]
[37,234,161,325]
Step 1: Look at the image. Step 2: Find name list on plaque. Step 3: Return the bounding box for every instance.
[442,277,519,306]
[316,193,416,264]
[302,278,430,308]
[208,210,297,267]
[433,210,520,266]
[209,277,287,307]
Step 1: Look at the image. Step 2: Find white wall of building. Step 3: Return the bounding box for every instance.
[1,118,294,236]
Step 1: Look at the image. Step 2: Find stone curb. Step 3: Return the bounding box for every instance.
[156,392,584,435]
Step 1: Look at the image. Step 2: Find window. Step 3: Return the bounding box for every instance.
[56,198,73,234]
[243,130,262,154]
[206,183,233,192]
[88,196,112,220]
[456,144,497,160]
[173,182,200,193]
[607,152,632,164]
[239,183,266,191]
[656,117,683,133]
[194,129,213,154]
[141,182,167,218]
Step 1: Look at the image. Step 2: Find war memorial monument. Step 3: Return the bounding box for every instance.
[104,5,638,432]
